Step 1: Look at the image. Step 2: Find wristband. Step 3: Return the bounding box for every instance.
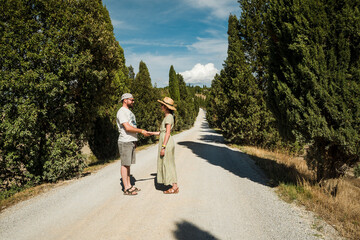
[162,144,166,148]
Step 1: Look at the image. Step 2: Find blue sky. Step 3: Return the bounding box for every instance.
[102,0,241,87]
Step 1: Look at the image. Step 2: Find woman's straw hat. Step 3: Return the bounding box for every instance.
[157,97,176,111]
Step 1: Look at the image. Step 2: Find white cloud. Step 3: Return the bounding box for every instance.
[120,39,186,48]
[111,19,136,30]
[188,37,227,56]
[183,0,239,19]
[205,29,223,37]
[180,63,219,85]
[122,37,226,56]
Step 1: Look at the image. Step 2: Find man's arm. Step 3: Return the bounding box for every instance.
[122,122,150,136]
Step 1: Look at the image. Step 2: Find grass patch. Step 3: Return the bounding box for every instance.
[277,183,313,203]
[0,181,69,212]
[236,145,360,240]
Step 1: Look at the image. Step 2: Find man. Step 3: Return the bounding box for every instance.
[116,93,149,195]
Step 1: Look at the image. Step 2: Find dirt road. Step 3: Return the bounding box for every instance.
[0,109,337,240]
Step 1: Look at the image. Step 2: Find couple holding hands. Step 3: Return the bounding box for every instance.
[116,93,179,196]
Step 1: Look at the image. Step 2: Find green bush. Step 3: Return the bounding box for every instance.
[42,133,86,182]
[1,0,123,191]
[354,163,360,178]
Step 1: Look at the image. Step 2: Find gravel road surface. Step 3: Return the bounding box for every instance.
[0,109,340,240]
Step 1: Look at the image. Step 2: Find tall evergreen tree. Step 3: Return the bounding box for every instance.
[221,15,264,144]
[239,0,269,89]
[177,73,188,100]
[238,0,282,147]
[169,65,180,101]
[175,73,198,129]
[131,61,161,144]
[267,0,360,179]
[128,65,135,82]
[206,72,227,129]
[88,44,130,161]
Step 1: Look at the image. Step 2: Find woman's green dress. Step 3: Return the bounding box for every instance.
[157,114,177,185]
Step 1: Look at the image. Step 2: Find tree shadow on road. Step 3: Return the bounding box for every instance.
[200,122,219,134]
[180,132,311,187]
[241,154,313,187]
[173,220,219,240]
[178,141,268,186]
[199,134,226,144]
[200,131,312,187]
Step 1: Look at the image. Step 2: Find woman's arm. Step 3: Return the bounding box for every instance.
[162,124,171,146]
[160,124,171,157]
[148,131,160,136]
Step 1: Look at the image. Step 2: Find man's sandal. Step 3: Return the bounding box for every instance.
[124,188,137,196]
[131,186,141,192]
[163,187,179,194]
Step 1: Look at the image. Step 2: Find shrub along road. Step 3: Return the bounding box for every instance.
[0,109,340,240]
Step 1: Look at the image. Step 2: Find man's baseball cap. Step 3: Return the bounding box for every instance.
[121,93,134,101]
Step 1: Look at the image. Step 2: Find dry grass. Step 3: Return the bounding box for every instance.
[236,145,360,240]
[0,181,70,212]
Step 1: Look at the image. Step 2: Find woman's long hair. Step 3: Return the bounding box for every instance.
[164,105,176,125]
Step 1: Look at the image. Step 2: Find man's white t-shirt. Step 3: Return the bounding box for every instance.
[116,107,138,142]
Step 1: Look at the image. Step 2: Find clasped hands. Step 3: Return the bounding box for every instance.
[141,130,159,137]
[141,130,164,156]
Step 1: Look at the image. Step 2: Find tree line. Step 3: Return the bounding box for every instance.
[206,0,360,181]
[0,0,200,196]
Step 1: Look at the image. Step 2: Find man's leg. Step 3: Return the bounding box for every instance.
[121,165,131,190]
[127,166,131,188]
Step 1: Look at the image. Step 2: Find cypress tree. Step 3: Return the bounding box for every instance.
[238,0,282,147]
[131,61,161,144]
[177,73,188,100]
[207,15,263,145]
[88,44,130,161]
[176,73,198,129]
[128,65,135,82]
[206,72,227,129]
[223,15,262,144]
[267,0,360,179]
[239,0,269,89]
[169,65,180,101]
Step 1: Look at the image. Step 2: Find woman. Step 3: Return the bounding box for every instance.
[151,97,179,194]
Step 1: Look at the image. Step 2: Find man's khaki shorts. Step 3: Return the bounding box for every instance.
[118,141,136,166]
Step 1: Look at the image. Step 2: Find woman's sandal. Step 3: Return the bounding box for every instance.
[124,188,138,196]
[163,187,179,194]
